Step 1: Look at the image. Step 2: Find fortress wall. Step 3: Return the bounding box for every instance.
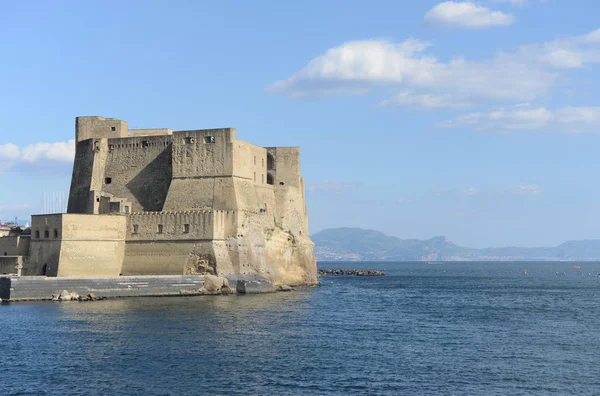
[273,185,309,236]
[0,257,22,275]
[122,211,237,276]
[163,176,239,211]
[57,215,126,277]
[76,116,128,143]
[127,211,215,241]
[121,241,215,275]
[0,236,25,256]
[270,147,301,188]
[170,128,235,178]
[129,128,173,137]
[29,215,64,276]
[231,179,275,228]
[212,210,237,239]
[29,214,126,277]
[232,140,267,184]
[67,139,96,213]
[103,135,173,212]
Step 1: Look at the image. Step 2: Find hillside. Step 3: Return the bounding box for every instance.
[312,228,600,261]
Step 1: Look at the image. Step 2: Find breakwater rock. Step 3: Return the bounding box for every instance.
[318,269,385,277]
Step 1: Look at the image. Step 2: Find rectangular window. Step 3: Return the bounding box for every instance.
[254,156,256,165]
[133,224,139,234]
[157,224,163,234]
[124,206,130,214]
[253,172,256,182]
[53,229,58,238]
[183,224,190,233]
[111,126,116,131]
[262,174,264,184]
[262,158,264,167]
[105,177,112,184]
[205,136,215,143]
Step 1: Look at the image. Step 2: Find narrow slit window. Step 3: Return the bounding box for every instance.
[183,224,190,233]
[133,224,139,234]
[157,224,163,234]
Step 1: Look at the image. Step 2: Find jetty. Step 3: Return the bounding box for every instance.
[318,269,385,276]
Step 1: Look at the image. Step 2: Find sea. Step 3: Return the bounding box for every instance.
[1,261,600,395]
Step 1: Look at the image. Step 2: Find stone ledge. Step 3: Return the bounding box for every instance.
[0,274,277,302]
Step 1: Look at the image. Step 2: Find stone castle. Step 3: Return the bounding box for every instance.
[1,116,317,286]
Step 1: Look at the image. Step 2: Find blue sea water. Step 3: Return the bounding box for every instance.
[1,261,600,395]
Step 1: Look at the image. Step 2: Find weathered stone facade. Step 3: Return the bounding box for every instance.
[20,116,317,286]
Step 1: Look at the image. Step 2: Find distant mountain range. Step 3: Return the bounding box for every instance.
[311,228,600,262]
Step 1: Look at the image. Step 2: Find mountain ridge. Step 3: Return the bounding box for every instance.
[312,227,600,261]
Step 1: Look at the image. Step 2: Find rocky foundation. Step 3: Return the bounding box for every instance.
[318,269,385,276]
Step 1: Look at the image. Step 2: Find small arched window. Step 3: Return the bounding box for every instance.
[35,230,40,239]
[54,229,59,238]
[267,154,275,170]
[267,173,274,185]
[44,230,49,239]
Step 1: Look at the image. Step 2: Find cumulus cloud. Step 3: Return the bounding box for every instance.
[377,91,474,109]
[424,2,515,29]
[0,139,75,171]
[438,104,600,132]
[267,28,600,110]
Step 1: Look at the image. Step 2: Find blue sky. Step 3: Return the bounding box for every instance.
[1,0,600,248]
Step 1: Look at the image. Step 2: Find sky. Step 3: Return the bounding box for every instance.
[1,0,600,248]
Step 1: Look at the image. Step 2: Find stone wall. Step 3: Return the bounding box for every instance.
[0,257,22,275]
[30,214,126,277]
[103,135,172,212]
[0,235,29,256]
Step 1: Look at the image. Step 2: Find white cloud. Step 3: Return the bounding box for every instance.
[0,139,75,171]
[424,2,515,29]
[20,140,75,163]
[439,104,600,132]
[0,143,20,160]
[267,39,438,99]
[377,91,474,109]
[267,28,600,110]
